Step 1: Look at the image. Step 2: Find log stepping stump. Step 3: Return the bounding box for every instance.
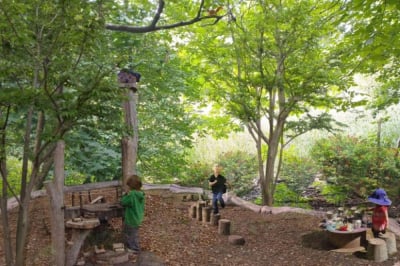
[367,238,388,262]
[218,219,231,235]
[188,204,197,219]
[202,206,212,224]
[196,201,206,221]
[210,213,221,226]
[228,235,245,245]
[379,232,397,256]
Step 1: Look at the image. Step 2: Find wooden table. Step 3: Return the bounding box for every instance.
[326,228,368,249]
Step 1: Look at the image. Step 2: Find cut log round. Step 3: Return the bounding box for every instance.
[218,219,231,235]
[210,213,221,226]
[196,201,206,221]
[367,238,388,262]
[228,235,245,245]
[202,207,212,224]
[379,232,397,256]
[188,204,197,219]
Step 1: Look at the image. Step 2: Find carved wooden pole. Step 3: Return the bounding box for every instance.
[44,140,65,266]
[119,70,141,189]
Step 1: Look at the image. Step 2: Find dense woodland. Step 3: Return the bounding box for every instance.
[1,0,400,265]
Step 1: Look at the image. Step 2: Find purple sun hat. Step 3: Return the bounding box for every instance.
[367,188,392,206]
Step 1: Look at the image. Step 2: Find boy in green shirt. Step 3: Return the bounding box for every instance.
[121,174,145,253]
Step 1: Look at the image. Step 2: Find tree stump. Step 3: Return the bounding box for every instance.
[196,201,206,221]
[210,213,220,226]
[218,219,231,235]
[228,235,245,245]
[202,206,212,224]
[188,204,197,219]
[379,232,397,256]
[367,238,388,262]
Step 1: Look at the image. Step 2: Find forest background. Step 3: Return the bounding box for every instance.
[1,0,400,265]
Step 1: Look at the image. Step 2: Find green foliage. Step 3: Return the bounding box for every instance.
[273,183,310,208]
[310,134,400,201]
[0,157,30,197]
[280,146,320,195]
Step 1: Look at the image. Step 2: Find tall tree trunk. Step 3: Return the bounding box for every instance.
[0,164,14,266]
[0,114,14,265]
[15,106,34,266]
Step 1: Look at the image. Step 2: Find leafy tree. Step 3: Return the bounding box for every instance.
[339,1,400,110]
[0,1,116,264]
[182,0,355,205]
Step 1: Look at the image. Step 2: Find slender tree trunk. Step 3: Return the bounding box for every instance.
[0,106,14,265]
[15,106,35,266]
[0,130,14,265]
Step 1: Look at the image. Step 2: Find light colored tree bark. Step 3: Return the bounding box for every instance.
[44,141,65,266]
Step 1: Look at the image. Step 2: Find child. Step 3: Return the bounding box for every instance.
[367,188,391,238]
[208,164,229,214]
[121,174,145,253]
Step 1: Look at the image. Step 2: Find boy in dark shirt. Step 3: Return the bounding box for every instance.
[208,164,228,214]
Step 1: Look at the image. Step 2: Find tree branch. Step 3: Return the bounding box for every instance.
[105,0,224,33]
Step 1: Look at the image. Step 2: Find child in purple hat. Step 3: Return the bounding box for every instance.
[367,188,391,237]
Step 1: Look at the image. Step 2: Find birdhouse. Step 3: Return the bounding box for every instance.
[118,69,141,92]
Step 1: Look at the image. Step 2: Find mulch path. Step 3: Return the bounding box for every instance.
[1,190,400,265]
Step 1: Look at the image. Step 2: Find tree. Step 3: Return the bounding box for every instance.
[183,0,355,205]
[339,1,400,110]
[0,1,116,264]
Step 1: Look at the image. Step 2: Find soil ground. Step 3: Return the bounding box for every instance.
[1,189,400,266]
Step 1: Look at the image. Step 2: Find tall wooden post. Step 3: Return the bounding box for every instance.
[119,70,140,189]
[44,140,65,266]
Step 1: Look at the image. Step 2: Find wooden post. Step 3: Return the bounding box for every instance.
[202,206,211,224]
[121,90,139,188]
[218,219,231,235]
[189,204,197,219]
[44,140,66,266]
[367,238,388,262]
[210,213,220,226]
[196,201,206,221]
[379,232,397,256]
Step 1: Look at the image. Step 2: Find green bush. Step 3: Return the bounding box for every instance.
[310,134,400,201]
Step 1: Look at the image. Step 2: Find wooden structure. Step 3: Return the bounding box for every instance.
[218,219,231,235]
[326,228,367,249]
[367,238,388,262]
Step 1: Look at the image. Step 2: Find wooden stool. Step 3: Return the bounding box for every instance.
[228,235,245,245]
[379,232,397,256]
[367,238,388,262]
[210,213,220,226]
[202,206,212,224]
[218,219,231,235]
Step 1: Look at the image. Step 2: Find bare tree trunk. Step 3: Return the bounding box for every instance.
[15,106,34,266]
[44,141,65,266]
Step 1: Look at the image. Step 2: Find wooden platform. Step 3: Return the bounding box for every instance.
[326,228,367,249]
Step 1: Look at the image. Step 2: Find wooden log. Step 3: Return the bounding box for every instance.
[367,238,388,262]
[210,213,220,226]
[196,201,206,221]
[228,235,245,245]
[202,206,212,224]
[379,232,397,256]
[218,219,231,235]
[189,204,197,219]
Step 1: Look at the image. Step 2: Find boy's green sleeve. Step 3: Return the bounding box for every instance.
[121,194,131,207]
